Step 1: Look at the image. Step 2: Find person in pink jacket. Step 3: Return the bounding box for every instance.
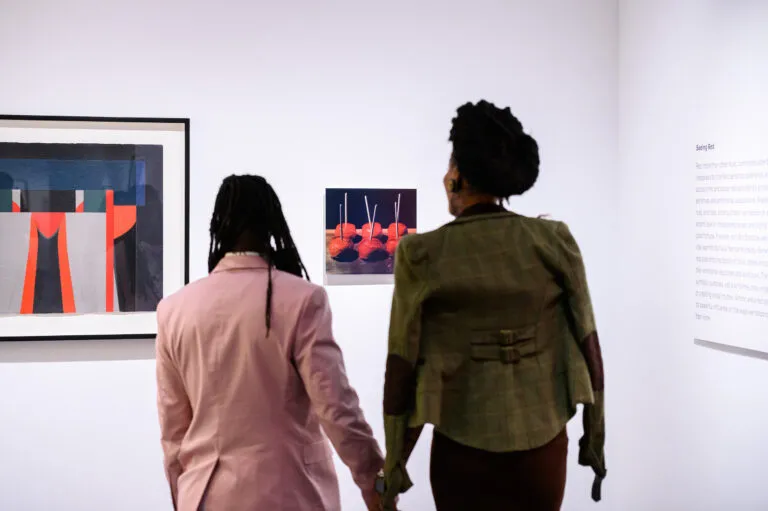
[155,174,384,511]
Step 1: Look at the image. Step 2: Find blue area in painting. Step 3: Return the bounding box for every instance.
[135,160,145,206]
[0,189,10,211]
[0,159,146,206]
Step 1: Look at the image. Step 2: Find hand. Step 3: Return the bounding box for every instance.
[362,486,382,511]
[375,493,399,511]
[379,494,400,511]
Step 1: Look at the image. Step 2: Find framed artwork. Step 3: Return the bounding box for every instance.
[324,188,417,285]
[0,115,189,341]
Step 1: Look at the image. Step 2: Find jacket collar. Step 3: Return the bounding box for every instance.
[449,203,519,225]
[212,253,269,273]
[458,202,507,218]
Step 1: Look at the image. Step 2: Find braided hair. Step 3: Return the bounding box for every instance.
[449,100,540,199]
[208,174,309,334]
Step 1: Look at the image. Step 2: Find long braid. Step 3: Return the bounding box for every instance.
[208,174,309,335]
[208,179,236,272]
[266,263,274,332]
[264,183,309,280]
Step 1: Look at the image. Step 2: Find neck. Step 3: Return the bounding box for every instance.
[232,230,267,253]
[455,195,499,216]
[232,241,261,253]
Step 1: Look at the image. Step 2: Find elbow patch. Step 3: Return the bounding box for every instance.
[383,354,416,415]
[580,332,604,391]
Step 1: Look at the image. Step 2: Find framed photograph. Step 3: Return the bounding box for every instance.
[0,115,189,341]
[324,188,417,286]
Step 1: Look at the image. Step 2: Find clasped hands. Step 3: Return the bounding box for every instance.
[362,486,398,511]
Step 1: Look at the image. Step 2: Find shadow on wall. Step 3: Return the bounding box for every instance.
[0,338,156,363]
[694,339,768,362]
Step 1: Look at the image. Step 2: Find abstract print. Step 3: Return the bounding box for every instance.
[0,143,163,315]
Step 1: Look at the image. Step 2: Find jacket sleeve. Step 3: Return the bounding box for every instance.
[382,237,428,507]
[155,313,192,511]
[294,286,384,491]
[556,222,606,501]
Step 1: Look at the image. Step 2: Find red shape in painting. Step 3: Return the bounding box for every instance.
[329,237,354,259]
[387,222,407,239]
[334,222,357,239]
[358,238,385,261]
[20,213,75,314]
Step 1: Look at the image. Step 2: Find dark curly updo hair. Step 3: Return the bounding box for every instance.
[449,100,540,198]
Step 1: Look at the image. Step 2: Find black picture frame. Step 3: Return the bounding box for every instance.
[0,115,190,341]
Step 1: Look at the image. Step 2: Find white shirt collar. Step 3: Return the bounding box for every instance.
[225,251,262,257]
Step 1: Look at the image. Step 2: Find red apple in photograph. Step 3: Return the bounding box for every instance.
[334,222,357,239]
[387,222,407,239]
[328,237,354,259]
[361,222,383,239]
[358,238,385,260]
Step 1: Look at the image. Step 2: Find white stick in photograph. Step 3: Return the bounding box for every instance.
[339,204,343,240]
[371,204,377,241]
[345,192,348,227]
[394,201,400,239]
[365,195,372,228]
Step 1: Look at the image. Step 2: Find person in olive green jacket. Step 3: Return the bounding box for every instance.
[379,100,606,510]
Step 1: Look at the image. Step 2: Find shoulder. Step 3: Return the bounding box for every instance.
[270,269,328,309]
[156,276,209,322]
[273,268,323,295]
[394,230,433,266]
[397,230,426,251]
[548,219,579,248]
[523,218,585,266]
[155,276,213,347]
[513,213,562,230]
[514,215,576,242]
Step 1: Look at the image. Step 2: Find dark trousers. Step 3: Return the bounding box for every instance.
[430,428,568,511]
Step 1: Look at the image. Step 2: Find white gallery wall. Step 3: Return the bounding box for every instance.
[4,0,736,509]
[618,0,768,509]
[0,1,619,510]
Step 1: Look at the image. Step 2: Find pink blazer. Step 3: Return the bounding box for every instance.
[155,254,383,511]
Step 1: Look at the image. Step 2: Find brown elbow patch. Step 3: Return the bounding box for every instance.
[384,354,416,415]
[581,332,605,391]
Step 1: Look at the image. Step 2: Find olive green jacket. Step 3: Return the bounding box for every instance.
[382,211,606,506]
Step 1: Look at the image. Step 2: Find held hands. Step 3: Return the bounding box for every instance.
[578,433,606,502]
[361,485,382,511]
[362,483,398,511]
[363,473,401,511]
[579,399,606,501]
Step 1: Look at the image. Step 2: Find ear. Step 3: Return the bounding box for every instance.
[448,177,464,193]
[447,156,460,177]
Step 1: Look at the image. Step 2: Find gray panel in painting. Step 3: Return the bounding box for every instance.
[0,213,31,314]
[66,213,106,314]
[114,269,120,313]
